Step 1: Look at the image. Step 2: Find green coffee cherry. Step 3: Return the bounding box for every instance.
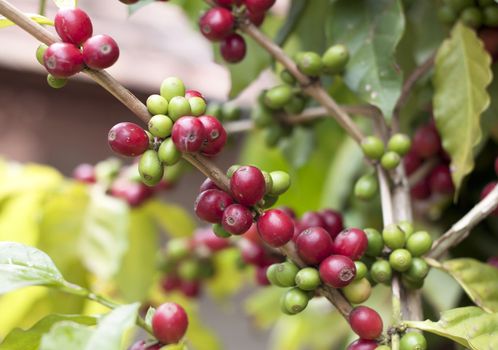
[166,238,190,260]
[322,44,349,74]
[281,287,309,315]
[163,162,184,183]
[269,171,291,196]
[365,228,384,257]
[266,264,285,287]
[168,96,191,121]
[251,104,274,128]
[389,249,413,272]
[398,221,414,240]
[361,136,385,160]
[178,259,200,281]
[36,44,48,65]
[275,261,299,287]
[406,231,433,257]
[401,274,425,290]
[264,123,284,147]
[158,138,181,166]
[354,174,378,200]
[461,7,483,28]
[296,51,323,77]
[284,95,306,114]
[448,0,475,13]
[148,114,173,138]
[295,267,321,291]
[212,223,231,238]
[382,224,406,250]
[371,260,393,284]
[160,77,185,101]
[47,74,67,89]
[146,94,169,115]
[139,150,164,186]
[354,261,368,280]
[381,151,401,170]
[222,103,241,121]
[264,85,294,110]
[400,332,427,350]
[261,171,274,194]
[387,133,411,156]
[189,96,207,116]
[206,102,223,119]
[438,5,457,24]
[483,6,498,26]
[342,278,372,304]
[227,164,242,178]
[405,257,429,281]
[280,69,296,85]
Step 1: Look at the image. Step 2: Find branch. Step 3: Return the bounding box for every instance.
[427,184,498,259]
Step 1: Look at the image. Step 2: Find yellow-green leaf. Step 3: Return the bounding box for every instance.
[433,22,492,197]
[144,200,196,238]
[206,248,245,299]
[0,14,53,28]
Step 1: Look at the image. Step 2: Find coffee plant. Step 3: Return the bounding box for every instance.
[1,0,498,349]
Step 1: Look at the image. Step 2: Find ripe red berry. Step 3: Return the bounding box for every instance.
[151,302,188,344]
[110,178,154,206]
[412,124,441,159]
[480,182,498,216]
[222,204,253,235]
[161,275,181,292]
[82,34,120,70]
[257,209,294,247]
[403,149,421,176]
[230,165,266,206]
[198,115,227,156]
[214,0,236,7]
[43,43,84,78]
[245,0,276,14]
[411,177,431,200]
[320,209,344,238]
[185,89,205,100]
[199,178,220,192]
[194,189,234,223]
[180,280,201,298]
[346,339,379,350]
[54,8,93,45]
[295,227,333,265]
[299,211,326,231]
[199,7,234,41]
[319,255,356,288]
[247,9,265,26]
[172,116,206,153]
[72,163,96,183]
[332,228,368,260]
[240,238,266,266]
[193,227,230,252]
[429,164,454,195]
[129,340,163,350]
[349,306,383,340]
[220,33,247,63]
[107,122,149,157]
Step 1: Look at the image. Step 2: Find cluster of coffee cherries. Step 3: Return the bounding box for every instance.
[205,101,242,122]
[479,156,498,216]
[198,0,275,63]
[294,44,350,78]
[129,302,188,350]
[107,77,227,187]
[35,7,119,88]
[438,0,498,28]
[347,331,427,350]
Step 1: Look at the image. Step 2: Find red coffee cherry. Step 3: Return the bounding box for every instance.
[412,124,441,159]
[480,182,498,216]
[257,209,294,247]
[185,89,205,100]
[349,306,383,340]
[245,0,276,14]
[319,255,356,288]
[214,0,236,7]
[332,228,368,260]
[411,177,431,200]
[82,34,120,70]
[172,116,206,153]
[110,178,154,207]
[199,178,220,192]
[161,275,181,292]
[107,122,149,157]
[429,164,454,195]
[403,149,421,176]
[220,33,247,63]
[129,340,163,350]
[295,227,333,265]
[72,163,96,183]
[194,189,234,223]
[299,211,326,231]
[199,7,234,41]
[54,8,93,45]
[180,280,201,298]
[247,9,265,26]
[222,203,253,235]
[198,115,227,156]
[43,43,84,78]
[193,227,230,252]
[240,238,266,266]
[151,302,188,344]
[320,209,344,239]
[346,339,379,350]
[230,165,266,206]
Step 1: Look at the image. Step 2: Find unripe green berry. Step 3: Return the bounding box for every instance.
[365,228,384,257]
[222,103,241,121]
[178,259,200,281]
[261,171,273,194]
[266,264,285,287]
[227,164,242,178]
[206,103,223,120]
[146,94,169,115]
[354,261,368,280]
[389,249,413,272]
[280,69,296,85]
[269,171,291,196]
[36,44,48,65]
[158,138,181,166]
[371,259,392,284]
[398,221,414,240]
[264,85,294,110]
[342,278,372,304]
[484,6,498,26]
[284,95,306,114]
[361,136,385,160]
[401,274,425,290]
[160,77,185,101]
[405,257,429,281]
[264,123,284,147]
[354,174,378,200]
[295,267,321,291]
[163,162,183,183]
[275,261,299,287]
[382,224,406,250]
[296,51,323,77]
[281,287,309,315]
[251,104,274,128]
[322,44,349,74]
[166,238,190,260]
[212,223,231,238]
[139,150,164,186]
[189,96,207,116]
[47,74,67,89]
[148,114,173,138]
[406,231,433,257]
[168,96,191,121]
[387,133,411,156]
[400,332,427,350]
[461,7,483,28]
[381,151,401,170]
[438,5,457,24]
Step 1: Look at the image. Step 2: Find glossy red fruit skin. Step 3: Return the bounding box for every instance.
[332,228,368,260]
[194,189,234,223]
[198,115,227,156]
[180,280,201,298]
[230,165,266,206]
[82,34,120,69]
[255,265,271,285]
[161,275,181,292]
[129,340,163,350]
[412,124,441,159]
[220,33,247,63]
[215,0,236,7]
[295,227,333,265]
[43,43,84,78]
[54,8,93,45]
[108,122,149,157]
[299,211,326,231]
[199,7,234,41]
[319,255,356,288]
[403,149,422,176]
[193,227,230,252]
[411,177,431,200]
[199,178,220,192]
[248,10,265,26]
[257,209,294,247]
[320,209,344,239]
[346,339,378,350]
[429,164,454,195]
[172,116,206,153]
[222,204,254,235]
[349,306,383,340]
[245,0,276,14]
[481,182,498,216]
[240,238,266,266]
[151,302,189,344]
[185,89,205,100]
[110,178,154,206]
[73,163,96,183]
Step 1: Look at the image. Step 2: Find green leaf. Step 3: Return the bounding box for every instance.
[286,0,328,52]
[280,127,315,169]
[145,200,196,237]
[422,268,462,313]
[52,0,76,9]
[39,321,93,350]
[405,306,498,350]
[0,14,53,28]
[433,22,492,197]
[0,242,64,294]
[327,0,405,118]
[0,314,96,350]
[274,0,308,47]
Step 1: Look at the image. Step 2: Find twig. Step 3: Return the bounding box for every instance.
[377,165,394,226]
[38,0,46,16]
[391,277,401,350]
